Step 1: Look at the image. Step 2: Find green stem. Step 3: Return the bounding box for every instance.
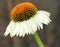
[33,32,44,47]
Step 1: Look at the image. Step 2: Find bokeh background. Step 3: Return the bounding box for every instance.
[0,0,60,47]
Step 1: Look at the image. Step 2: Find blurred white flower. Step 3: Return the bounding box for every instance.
[4,11,51,37]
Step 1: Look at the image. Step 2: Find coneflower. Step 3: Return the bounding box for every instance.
[4,2,51,47]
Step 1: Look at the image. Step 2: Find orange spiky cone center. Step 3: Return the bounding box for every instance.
[11,2,38,22]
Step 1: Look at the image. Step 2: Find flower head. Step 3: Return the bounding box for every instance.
[11,2,38,22]
[4,2,51,37]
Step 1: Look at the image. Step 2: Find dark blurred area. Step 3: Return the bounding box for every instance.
[0,0,60,47]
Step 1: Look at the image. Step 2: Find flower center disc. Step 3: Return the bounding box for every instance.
[11,2,38,22]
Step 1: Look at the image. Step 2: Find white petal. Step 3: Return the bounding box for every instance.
[10,22,19,37]
[26,20,33,34]
[20,21,28,37]
[9,21,17,37]
[31,17,43,30]
[38,10,51,17]
[16,22,25,37]
[28,18,37,34]
[34,19,43,29]
[14,23,20,36]
[22,21,29,35]
[4,21,13,36]
[34,11,51,25]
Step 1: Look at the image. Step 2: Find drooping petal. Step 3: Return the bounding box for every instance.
[34,11,51,25]
[28,18,37,34]
[9,21,27,37]
[20,21,29,37]
[10,22,20,37]
[39,10,51,17]
[9,21,17,37]
[26,20,33,34]
[4,21,13,36]
[31,16,43,30]
[35,20,43,29]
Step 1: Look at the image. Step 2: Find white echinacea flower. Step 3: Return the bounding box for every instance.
[4,2,51,37]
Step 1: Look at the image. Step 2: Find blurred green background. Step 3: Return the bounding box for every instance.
[0,0,60,47]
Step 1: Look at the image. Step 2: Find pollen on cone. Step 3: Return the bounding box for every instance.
[11,2,38,22]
